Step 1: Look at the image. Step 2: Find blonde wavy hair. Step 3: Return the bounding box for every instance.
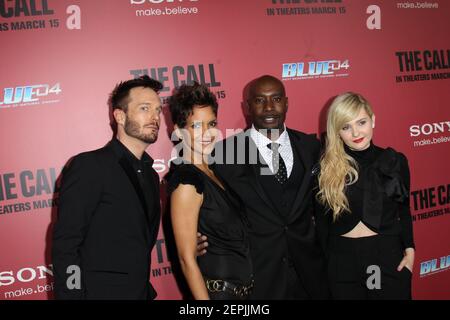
[317,92,374,221]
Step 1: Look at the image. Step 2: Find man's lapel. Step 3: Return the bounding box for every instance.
[107,140,149,222]
[287,129,315,217]
[117,157,149,223]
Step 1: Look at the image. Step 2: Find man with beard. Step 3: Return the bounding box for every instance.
[52,75,163,299]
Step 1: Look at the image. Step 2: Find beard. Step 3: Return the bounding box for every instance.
[124,117,158,144]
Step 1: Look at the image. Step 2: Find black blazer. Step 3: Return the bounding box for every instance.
[52,139,161,300]
[213,128,329,299]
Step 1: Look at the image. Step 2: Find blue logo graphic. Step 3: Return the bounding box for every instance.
[420,254,450,276]
[282,60,350,80]
[0,83,61,108]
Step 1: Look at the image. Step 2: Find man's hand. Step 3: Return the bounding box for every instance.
[196,232,208,256]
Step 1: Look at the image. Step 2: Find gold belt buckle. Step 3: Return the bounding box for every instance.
[206,279,224,292]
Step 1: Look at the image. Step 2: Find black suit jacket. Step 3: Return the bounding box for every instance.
[52,139,161,300]
[213,128,329,299]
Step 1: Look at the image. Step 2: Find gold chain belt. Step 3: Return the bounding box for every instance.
[205,278,254,298]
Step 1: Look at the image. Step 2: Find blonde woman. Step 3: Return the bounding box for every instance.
[315,92,415,299]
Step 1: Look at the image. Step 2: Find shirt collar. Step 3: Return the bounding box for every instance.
[250,124,289,150]
[110,138,154,168]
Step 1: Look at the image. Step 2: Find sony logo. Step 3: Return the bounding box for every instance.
[0,265,53,286]
[410,121,450,137]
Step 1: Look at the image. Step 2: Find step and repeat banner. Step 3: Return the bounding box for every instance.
[0,0,449,300]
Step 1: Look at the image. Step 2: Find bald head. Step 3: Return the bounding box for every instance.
[248,75,286,98]
[246,75,288,137]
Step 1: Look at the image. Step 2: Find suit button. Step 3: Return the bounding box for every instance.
[284,226,289,231]
[282,257,287,263]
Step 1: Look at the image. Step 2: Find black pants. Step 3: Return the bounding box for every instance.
[327,235,412,300]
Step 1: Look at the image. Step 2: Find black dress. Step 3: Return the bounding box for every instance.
[167,162,253,300]
[315,143,414,299]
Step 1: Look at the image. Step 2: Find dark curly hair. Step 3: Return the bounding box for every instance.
[168,82,218,128]
[109,75,163,112]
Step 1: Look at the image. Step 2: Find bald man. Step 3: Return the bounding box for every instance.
[208,75,329,299]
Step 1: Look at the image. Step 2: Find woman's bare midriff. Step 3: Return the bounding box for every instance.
[341,221,378,238]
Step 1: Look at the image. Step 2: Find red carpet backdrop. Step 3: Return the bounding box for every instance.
[0,0,449,300]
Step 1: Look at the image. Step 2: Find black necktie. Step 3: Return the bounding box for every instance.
[267,143,288,185]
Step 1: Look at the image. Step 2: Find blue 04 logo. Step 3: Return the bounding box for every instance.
[0,83,61,107]
[282,60,350,78]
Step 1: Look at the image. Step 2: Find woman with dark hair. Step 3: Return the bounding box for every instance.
[315,92,415,300]
[166,83,253,300]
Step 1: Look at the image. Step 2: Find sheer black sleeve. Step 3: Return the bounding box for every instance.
[166,165,204,195]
